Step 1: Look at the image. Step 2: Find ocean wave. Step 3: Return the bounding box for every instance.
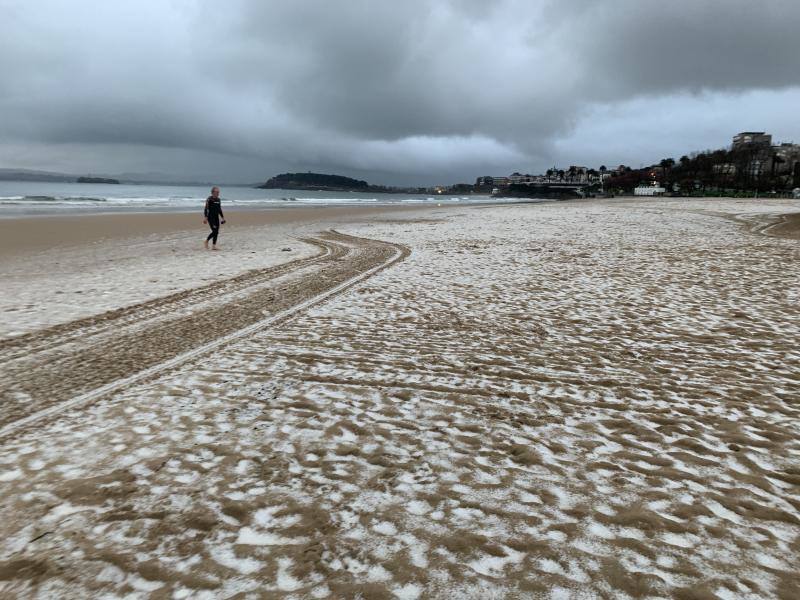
[0,195,108,204]
[0,190,497,213]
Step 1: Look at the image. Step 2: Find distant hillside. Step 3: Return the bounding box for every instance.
[0,168,75,183]
[258,172,369,191]
[0,168,219,185]
[77,176,120,184]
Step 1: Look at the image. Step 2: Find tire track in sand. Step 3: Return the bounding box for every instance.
[0,231,408,437]
[0,237,335,363]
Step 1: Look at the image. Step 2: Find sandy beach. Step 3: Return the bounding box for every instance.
[1,197,799,598]
[0,204,432,338]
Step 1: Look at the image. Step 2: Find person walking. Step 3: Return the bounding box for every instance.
[203,186,226,250]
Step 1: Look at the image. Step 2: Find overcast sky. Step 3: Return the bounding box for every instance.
[2,0,800,185]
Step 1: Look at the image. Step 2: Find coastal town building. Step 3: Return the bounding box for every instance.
[774,143,800,161]
[567,166,589,183]
[509,173,536,185]
[712,163,737,176]
[475,132,797,198]
[476,176,510,187]
[634,183,666,196]
[478,167,600,191]
[723,131,800,186]
[476,131,798,197]
[773,143,800,176]
[732,131,772,149]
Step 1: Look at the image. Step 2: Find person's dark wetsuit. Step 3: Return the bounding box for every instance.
[204,196,225,245]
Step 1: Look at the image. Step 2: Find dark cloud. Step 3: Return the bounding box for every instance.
[1,0,799,184]
[576,1,800,96]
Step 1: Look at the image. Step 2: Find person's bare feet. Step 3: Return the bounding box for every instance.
[212,245,220,251]
[204,240,209,249]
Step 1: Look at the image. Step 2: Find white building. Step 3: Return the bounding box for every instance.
[476,176,511,187]
[634,184,666,196]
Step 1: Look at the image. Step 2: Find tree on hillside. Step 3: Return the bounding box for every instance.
[663,142,800,195]
[659,158,676,185]
[771,155,784,178]
[259,172,369,189]
[604,167,650,194]
[659,158,675,171]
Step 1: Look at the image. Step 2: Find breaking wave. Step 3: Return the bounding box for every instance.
[0,195,107,205]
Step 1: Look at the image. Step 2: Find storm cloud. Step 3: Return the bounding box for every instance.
[2,0,800,184]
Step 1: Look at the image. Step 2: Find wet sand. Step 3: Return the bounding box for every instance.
[0,204,431,256]
[0,203,440,338]
[766,211,800,239]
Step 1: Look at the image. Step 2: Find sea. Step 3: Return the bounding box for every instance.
[0,181,501,217]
